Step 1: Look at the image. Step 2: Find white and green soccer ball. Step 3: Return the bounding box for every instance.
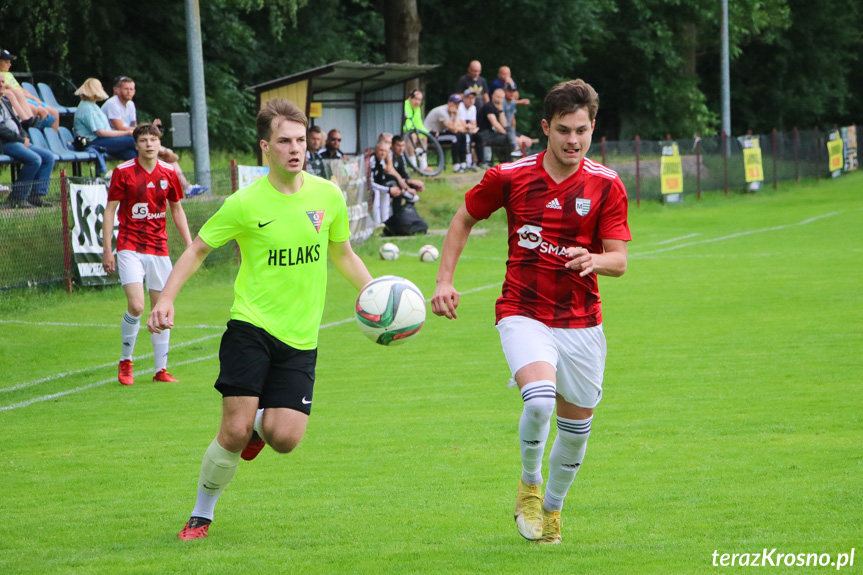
[379,242,400,260]
[355,276,426,346]
[419,244,439,262]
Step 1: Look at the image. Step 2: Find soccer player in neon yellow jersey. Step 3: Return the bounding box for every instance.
[147,98,373,540]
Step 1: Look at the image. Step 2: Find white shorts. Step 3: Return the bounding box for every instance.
[496,315,607,408]
[117,250,173,292]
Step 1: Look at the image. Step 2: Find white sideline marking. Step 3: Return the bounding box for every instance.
[1,212,840,411]
[656,233,701,245]
[0,354,218,412]
[631,212,841,258]
[0,320,225,329]
[0,333,224,394]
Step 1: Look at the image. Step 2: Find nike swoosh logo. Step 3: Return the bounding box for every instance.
[301,397,312,405]
[258,220,275,228]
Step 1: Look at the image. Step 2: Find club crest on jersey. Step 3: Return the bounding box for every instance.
[576,198,591,216]
[160,179,168,190]
[306,210,325,233]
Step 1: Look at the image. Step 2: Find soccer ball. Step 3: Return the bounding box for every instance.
[355,276,426,346]
[379,242,399,260]
[419,245,439,262]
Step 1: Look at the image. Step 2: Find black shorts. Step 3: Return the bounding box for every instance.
[214,320,317,414]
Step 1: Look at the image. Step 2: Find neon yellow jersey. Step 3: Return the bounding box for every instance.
[198,173,351,349]
[403,99,427,133]
[2,72,21,90]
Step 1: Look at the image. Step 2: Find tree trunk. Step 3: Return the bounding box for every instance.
[383,0,422,93]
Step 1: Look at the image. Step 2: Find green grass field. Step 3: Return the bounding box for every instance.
[1,172,861,574]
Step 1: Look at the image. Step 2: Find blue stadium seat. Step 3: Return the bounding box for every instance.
[37,83,75,115]
[28,127,63,161]
[59,127,99,160]
[44,127,91,161]
[21,81,42,101]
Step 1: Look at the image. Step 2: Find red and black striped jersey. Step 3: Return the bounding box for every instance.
[465,152,631,328]
[108,158,184,256]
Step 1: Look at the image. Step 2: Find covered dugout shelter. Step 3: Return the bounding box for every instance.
[249,61,437,164]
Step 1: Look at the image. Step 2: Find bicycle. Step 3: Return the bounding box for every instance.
[402,127,445,177]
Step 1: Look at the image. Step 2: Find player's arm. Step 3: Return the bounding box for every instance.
[328,239,373,291]
[564,238,628,278]
[431,205,478,320]
[168,200,194,248]
[147,237,213,333]
[102,200,120,275]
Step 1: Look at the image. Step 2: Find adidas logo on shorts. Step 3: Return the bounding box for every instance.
[546,198,562,210]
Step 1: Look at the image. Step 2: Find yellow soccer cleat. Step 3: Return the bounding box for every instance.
[514,479,543,540]
[538,507,562,545]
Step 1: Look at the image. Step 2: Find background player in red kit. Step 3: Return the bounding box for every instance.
[102,123,193,386]
[432,79,631,544]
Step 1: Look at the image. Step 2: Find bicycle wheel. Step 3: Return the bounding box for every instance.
[405,129,445,177]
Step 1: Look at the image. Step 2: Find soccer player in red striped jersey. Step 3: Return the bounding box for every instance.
[432,79,631,545]
[102,123,193,386]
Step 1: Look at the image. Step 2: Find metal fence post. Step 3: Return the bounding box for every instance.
[723,131,729,196]
[793,126,799,182]
[814,126,820,180]
[60,170,72,293]
[696,133,702,200]
[772,129,778,190]
[635,135,641,207]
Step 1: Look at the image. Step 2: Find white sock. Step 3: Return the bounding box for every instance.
[544,416,592,512]
[191,438,241,521]
[518,380,557,486]
[419,154,428,170]
[253,408,264,435]
[151,329,170,372]
[121,312,141,360]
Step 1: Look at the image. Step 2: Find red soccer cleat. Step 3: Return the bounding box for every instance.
[153,369,179,383]
[118,360,134,386]
[178,517,210,540]
[241,431,266,461]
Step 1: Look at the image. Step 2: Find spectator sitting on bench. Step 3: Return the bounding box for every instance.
[73,78,137,176]
[503,82,532,157]
[305,125,331,179]
[458,89,481,171]
[475,88,512,168]
[424,94,470,173]
[0,48,58,131]
[0,75,56,208]
[320,129,345,159]
[102,76,205,195]
[390,135,425,196]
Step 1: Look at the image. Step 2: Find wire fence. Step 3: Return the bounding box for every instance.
[0,126,857,291]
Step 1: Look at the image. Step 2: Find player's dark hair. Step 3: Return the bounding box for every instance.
[543,79,599,122]
[391,135,403,145]
[257,98,308,142]
[132,122,162,142]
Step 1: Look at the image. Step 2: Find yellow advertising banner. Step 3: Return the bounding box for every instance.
[309,102,322,118]
[827,130,844,173]
[742,137,764,183]
[660,143,683,194]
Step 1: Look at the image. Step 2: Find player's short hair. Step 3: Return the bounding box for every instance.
[391,135,404,145]
[257,98,308,142]
[544,79,599,123]
[132,123,162,142]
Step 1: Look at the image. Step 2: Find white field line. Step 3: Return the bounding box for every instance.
[631,212,841,258]
[656,233,701,245]
[0,354,219,412]
[0,211,840,411]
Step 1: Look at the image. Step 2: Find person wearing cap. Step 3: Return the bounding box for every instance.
[0,48,59,131]
[458,89,481,170]
[454,60,490,104]
[425,94,471,173]
[0,75,56,208]
[73,78,138,175]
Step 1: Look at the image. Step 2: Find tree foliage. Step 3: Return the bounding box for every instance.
[0,0,858,150]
